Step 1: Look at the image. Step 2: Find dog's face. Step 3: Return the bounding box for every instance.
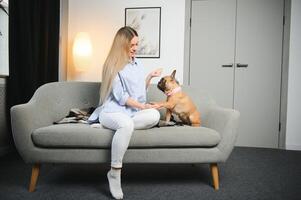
[157,70,179,94]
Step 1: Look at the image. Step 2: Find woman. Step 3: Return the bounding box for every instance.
[88,26,161,199]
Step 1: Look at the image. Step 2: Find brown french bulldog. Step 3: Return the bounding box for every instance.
[155,70,201,127]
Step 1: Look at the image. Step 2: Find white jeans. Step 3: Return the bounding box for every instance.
[99,108,160,168]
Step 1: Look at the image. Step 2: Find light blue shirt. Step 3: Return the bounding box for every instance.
[88,58,146,123]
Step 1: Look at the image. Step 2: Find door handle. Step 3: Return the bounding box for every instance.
[236,63,248,68]
[222,64,233,68]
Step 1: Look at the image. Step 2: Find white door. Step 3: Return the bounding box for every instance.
[190,0,236,108]
[234,0,283,148]
[190,0,284,148]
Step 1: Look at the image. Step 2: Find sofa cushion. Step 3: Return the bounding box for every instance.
[32,124,221,149]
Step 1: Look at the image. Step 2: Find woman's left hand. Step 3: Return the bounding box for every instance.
[149,68,163,78]
[145,68,163,90]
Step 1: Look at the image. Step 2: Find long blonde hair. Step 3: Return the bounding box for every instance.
[99,26,138,105]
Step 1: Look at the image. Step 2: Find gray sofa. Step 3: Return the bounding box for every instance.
[10,81,240,192]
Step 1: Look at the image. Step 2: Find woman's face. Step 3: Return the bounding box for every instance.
[129,36,138,59]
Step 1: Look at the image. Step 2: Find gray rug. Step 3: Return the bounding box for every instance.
[0,147,300,200]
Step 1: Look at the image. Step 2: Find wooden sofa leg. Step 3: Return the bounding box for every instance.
[29,164,40,192]
[210,163,219,190]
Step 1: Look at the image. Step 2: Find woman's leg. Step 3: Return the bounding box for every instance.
[132,108,160,130]
[100,112,134,168]
[99,112,134,199]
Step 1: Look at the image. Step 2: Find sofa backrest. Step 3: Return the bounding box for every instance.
[30,81,100,123]
[31,82,216,123]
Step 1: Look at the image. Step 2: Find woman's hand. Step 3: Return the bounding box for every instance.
[146,68,163,89]
[126,98,161,110]
[143,103,161,110]
[147,102,163,109]
[149,68,163,78]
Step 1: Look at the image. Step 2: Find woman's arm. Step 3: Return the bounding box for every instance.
[145,68,163,89]
[112,76,130,106]
[126,97,160,110]
[145,74,152,89]
[112,74,159,109]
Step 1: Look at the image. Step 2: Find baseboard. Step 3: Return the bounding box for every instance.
[285,144,301,151]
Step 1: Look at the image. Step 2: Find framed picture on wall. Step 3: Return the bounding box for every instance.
[125,7,161,58]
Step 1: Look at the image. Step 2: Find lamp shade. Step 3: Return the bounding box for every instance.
[72,32,92,71]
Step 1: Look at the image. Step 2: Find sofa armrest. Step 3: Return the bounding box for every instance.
[204,106,240,162]
[10,101,53,163]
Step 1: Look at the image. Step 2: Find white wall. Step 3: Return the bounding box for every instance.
[0,3,9,76]
[67,0,186,84]
[286,0,301,150]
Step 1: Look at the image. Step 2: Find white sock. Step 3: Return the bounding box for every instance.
[107,169,123,199]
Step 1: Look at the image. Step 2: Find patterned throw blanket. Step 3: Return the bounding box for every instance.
[54,107,96,124]
[54,107,183,127]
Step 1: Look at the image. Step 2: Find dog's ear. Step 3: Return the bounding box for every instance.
[171,70,176,79]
